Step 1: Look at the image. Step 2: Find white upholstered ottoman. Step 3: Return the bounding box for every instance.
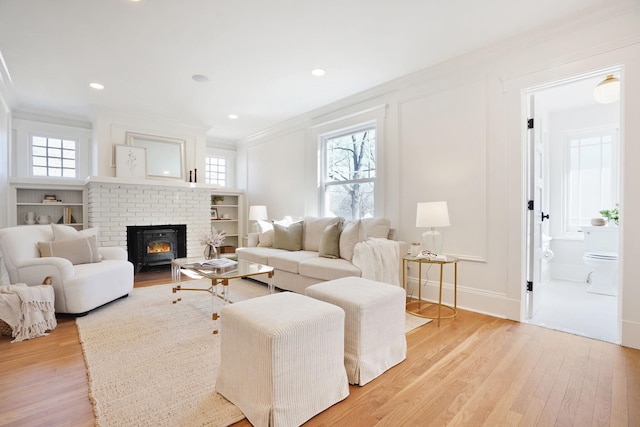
[215,292,349,427]
[305,277,407,385]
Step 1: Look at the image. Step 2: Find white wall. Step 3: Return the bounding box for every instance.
[238,6,640,348]
[11,115,92,179]
[0,93,9,228]
[89,109,209,181]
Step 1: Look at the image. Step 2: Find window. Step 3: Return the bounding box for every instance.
[320,123,376,220]
[205,157,227,186]
[32,135,77,178]
[565,126,618,232]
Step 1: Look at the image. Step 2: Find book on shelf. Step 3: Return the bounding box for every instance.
[63,207,73,224]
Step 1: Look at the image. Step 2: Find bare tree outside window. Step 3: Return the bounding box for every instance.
[323,127,376,220]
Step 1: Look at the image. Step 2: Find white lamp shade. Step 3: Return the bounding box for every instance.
[416,201,450,228]
[593,75,620,104]
[248,205,268,221]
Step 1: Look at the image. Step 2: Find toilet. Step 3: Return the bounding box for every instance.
[582,226,619,296]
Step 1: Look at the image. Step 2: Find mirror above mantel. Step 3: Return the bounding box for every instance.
[125,132,186,181]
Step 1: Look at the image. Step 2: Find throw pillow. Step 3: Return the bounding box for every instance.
[257,220,273,233]
[38,235,101,265]
[361,218,391,239]
[303,216,341,252]
[257,229,274,247]
[319,221,342,259]
[51,224,99,241]
[339,220,367,261]
[273,221,303,251]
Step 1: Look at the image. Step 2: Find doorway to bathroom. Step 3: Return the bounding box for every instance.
[524,67,622,344]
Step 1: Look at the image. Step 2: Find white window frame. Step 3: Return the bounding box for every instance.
[318,120,377,220]
[205,156,227,186]
[562,125,619,235]
[205,146,235,188]
[30,133,78,178]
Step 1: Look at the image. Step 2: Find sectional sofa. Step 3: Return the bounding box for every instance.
[236,216,406,294]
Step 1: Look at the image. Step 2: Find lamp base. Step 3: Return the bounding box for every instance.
[422,229,443,255]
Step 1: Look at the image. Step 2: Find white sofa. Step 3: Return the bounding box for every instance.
[0,225,134,315]
[237,217,406,294]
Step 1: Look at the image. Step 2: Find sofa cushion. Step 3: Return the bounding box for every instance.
[339,220,367,261]
[303,217,341,252]
[236,247,283,264]
[273,221,303,251]
[38,235,101,265]
[268,251,318,274]
[319,221,342,259]
[299,257,362,281]
[361,218,391,239]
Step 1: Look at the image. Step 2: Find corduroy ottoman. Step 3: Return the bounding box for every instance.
[306,277,407,385]
[215,292,349,427]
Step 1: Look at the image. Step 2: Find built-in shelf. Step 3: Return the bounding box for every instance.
[210,193,244,250]
[9,179,87,228]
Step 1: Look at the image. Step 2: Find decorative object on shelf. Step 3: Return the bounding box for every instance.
[194,168,197,183]
[24,211,36,225]
[599,206,619,226]
[211,208,218,220]
[189,170,193,182]
[115,144,147,178]
[36,215,51,225]
[201,228,226,260]
[249,205,269,233]
[416,201,450,255]
[212,195,225,205]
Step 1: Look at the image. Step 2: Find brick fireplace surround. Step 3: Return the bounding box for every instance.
[86,177,213,258]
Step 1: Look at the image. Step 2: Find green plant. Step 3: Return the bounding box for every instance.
[211,195,224,204]
[599,207,619,226]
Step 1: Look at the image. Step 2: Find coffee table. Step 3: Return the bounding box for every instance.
[171,256,275,334]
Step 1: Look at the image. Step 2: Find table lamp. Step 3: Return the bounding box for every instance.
[249,205,268,233]
[416,201,450,255]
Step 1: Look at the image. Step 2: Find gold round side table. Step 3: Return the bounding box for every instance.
[402,255,459,327]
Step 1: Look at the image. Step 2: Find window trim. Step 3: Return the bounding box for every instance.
[30,133,79,179]
[318,120,377,219]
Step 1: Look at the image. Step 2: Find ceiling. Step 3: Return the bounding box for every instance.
[0,0,628,142]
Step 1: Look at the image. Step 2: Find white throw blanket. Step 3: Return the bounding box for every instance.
[352,238,401,286]
[0,283,57,342]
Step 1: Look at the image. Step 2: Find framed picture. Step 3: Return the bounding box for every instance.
[115,145,147,178]
[125,132,186,181]
[210,208,218,220]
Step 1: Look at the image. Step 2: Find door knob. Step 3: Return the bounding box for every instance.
[541,212,550,222]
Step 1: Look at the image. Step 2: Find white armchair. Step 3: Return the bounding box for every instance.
[0,225,134,315]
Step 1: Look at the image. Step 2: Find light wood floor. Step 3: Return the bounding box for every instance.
[1,269,639,426]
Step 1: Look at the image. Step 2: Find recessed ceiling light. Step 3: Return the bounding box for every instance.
[192,74,210,83]
[311,68,326,77]
[89,82,104,90]
[228,114,238,119]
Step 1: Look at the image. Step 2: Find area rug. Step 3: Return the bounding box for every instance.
[76,279,430,426]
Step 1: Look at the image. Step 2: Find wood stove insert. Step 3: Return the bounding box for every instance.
[127,224,186,273]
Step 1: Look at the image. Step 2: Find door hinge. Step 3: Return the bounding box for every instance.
[527,118,534,129]
[526,281,533,292]
[528,200,534,211]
